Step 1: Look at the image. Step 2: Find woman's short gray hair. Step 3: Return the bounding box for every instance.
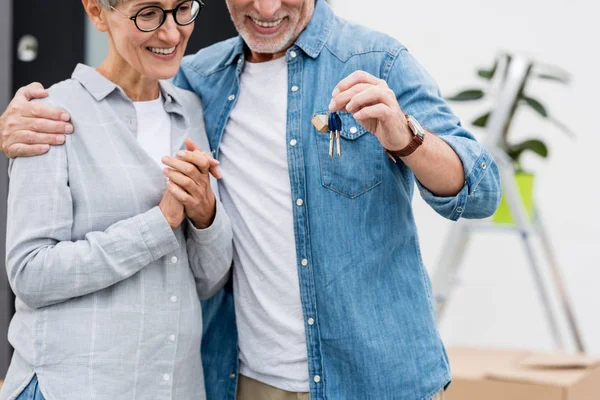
[96,0,125,9]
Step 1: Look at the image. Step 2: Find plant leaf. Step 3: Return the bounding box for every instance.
[478,61,498,80]
[537,73,570,84]
[548,116,576,139]
[446,89,485,101]
[507,139,549,163]
[522,96,548,118]
[472,112,490,127]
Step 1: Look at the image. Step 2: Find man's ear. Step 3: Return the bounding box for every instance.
[82,0,109,33]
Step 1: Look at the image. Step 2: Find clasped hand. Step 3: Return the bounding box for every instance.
[159,138,221,230]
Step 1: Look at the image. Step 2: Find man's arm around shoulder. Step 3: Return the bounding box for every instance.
[0,82,73,158]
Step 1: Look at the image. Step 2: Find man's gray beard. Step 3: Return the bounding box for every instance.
[237,24,297,55]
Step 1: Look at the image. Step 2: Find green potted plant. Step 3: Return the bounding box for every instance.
[447,54,574,224]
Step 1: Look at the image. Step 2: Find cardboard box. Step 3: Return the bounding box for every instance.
[446,347,600,400]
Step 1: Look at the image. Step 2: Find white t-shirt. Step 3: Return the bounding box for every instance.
[134,93,171,168]
[218,57,309,391]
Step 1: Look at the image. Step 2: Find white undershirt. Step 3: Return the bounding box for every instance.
[218,57,309,391]
[134,93,171,168]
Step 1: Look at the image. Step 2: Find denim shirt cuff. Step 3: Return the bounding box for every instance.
[441,134,494,193]
[417,135,494,221]
[417,181,469,221]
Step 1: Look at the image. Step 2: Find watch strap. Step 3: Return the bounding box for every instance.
[385,115,426,162]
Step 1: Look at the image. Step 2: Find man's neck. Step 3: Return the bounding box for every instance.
[247,49,288,63]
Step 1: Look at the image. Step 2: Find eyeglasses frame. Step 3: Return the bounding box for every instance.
[110,0,204,33]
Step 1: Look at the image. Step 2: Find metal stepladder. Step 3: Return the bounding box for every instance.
[431,55,585,353]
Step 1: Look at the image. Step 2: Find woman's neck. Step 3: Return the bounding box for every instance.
[96,55,159,102]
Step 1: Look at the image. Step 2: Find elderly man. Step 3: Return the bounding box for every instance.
[0,0,501,399]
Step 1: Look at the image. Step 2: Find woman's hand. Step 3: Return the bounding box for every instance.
[159,189,186,229]
[161,138,221,229]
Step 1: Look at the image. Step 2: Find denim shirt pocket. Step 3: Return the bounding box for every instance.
[314,111,383,198]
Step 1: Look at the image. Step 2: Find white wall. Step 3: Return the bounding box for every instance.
[331,0,600,354]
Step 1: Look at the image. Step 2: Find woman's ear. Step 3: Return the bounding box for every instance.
[82,0,109,33]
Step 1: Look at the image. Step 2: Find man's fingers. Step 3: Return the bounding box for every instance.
[7,131,66,146]
[353,103,390,122]
[26,101,70,122]
[332,71,381,98]
[17,82,49,101]
[345,86,395,115]
[5,143,50,158]
[329,83,373,112]
[26,116,73,134]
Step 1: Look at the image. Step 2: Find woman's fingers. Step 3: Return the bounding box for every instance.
[162,156,203,183]
[164,168,197,196]
[166,180,192,204]
[175,149,222,179]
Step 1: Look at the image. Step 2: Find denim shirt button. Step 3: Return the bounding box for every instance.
[290,51,297,58]
[350,126,358,134]
[322,175,332,185]
[481,162,487,169]
[456,207,464,213]
[301,259,309,266]
[296,198,304,206]
[229,373,236,380]
[291,85,299,92]
[313,375,321,383]
[228,94,236,101]
[290,139,298,147]
[307,318,315,326]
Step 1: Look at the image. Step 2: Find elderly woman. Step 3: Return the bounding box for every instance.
[0,0,233,399]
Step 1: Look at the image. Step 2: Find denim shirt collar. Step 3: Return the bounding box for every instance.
[224,0,334,66]
[295,0,334,58]
[71,63,186,115]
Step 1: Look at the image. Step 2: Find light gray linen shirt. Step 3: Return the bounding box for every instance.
[1,64,233,400]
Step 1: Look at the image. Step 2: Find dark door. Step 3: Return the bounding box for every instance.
[12,0,85,92]
[187,0,238,54]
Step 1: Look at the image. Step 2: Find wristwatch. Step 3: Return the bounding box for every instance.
[385,114,426,162]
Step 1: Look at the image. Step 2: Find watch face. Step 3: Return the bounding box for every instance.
[407,115,426,138]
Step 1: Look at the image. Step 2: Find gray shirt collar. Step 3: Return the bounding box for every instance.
[71,63,185,114]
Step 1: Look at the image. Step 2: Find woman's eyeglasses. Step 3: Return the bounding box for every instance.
[111,0,204,33]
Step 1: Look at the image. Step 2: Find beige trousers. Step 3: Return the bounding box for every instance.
[236,374,445,400]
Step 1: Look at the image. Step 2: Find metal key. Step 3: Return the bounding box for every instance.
[329,131,335,157]
[328,112,343,157]
[327,112,335,157]
[332,112,342,156]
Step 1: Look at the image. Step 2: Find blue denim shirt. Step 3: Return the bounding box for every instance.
[173,1,501,399]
